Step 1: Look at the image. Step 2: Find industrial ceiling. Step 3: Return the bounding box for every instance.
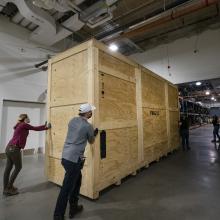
[0,0,219,54]
[0,0,220,105]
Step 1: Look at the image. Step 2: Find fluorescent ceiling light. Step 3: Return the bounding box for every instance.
[211,97,215,100]
[109,44,118,52]
[196,81,202,86]
[205,91,210,95]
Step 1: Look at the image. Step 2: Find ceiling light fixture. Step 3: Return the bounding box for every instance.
[205,91,210,95]
[109,44,118,52]
[196,81,201,86]
[211,97,215,100]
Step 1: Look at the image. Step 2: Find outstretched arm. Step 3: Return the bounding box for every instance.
[24,123,48,131]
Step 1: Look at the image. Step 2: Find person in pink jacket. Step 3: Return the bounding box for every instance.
[3,113,51,196]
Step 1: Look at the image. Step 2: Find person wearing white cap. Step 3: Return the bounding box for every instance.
[54,103,98,220]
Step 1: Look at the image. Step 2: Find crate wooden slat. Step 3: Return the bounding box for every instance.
[46,39,180,199]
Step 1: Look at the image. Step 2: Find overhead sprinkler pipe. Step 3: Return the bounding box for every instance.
[106,0,219,43]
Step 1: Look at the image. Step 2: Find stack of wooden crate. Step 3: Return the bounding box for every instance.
[46,39,180,199]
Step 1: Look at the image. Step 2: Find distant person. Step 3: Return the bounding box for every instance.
[211,115,220,142]
[3,114,51,196]
[199,115,203,126]
[54,103,98,220]
[179,115,190,151]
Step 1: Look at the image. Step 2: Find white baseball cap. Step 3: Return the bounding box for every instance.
[79,103,96,113]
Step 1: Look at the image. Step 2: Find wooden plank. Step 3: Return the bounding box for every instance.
[47,156,89,196]
[98,127,138,191]
[140,66,167,84]
[47,157,64,185]
[50,50,88,107]
[143,108,168,147]
[168,84,179,109]
[51,41,90,63]
[99,120,137,130]
[165,83,171,151]
[45,59,52,179]
[99,73,137,123]
[49,104,81,158]
[99,66,136,83]
[141,69,166,109]
[143,146,154,165]
[92,47,100,199]
[135,67,144,164]
[99,50,136,79]
[85,46,99,199]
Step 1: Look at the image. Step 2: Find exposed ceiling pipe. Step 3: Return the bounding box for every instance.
[8,0,56,42]
[2,0,85,46]
[105,0,219,43]
[97,0,191,40]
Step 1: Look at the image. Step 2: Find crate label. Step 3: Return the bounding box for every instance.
[150,110,159,116]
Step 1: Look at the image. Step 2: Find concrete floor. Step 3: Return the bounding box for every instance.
[0,124,220,220]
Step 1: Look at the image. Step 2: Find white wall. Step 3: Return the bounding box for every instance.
[0,24,49,153]
[0,74,47,153]
[130,28,220,84]
[1,101,46,151]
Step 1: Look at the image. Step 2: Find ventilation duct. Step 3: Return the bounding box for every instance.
[32,0,118,28]
[1,0,84,46]
[32,0,81,12]
[80,0,118,28]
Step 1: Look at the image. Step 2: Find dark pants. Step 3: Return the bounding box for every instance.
[54,158,82,217]
[3,146,22,190]
[213,125,220,141]
[180,129,189,150]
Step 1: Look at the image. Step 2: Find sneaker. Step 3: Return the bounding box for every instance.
[3,188,19,196]
[69,204,83,219]
[10,185,18,191]
[3,188,9,196]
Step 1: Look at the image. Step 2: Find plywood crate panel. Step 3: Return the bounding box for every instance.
[143,108,168,160]
[46,39,180,199]
[167,84,180,151]
[50,50,88,107]
[141,69,166,109]
[98,127,138,191]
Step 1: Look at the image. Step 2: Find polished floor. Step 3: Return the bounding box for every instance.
[0,125,220,220]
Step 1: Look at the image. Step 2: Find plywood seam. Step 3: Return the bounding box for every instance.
[50,102,87,109]
[99,66,136,83]
[135,68,144,164]
[51,42,89,63]
[45,59,52,179]
[141,67,167,83]
[93,47,100,198]
[51,49,88,65]
[142,107,167,110]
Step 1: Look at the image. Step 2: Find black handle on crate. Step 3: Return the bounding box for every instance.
[100,130,106,159]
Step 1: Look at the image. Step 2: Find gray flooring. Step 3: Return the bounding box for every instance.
[0,125,220,220]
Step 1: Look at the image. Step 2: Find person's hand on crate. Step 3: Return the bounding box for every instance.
[45,121,52,129]
[94,128,98,137]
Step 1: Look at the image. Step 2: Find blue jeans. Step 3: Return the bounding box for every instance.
[54,158,82,217]
[180,129,189,150]
[213,125,220,141]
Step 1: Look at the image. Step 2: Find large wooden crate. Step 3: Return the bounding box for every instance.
[46,39,180,199]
